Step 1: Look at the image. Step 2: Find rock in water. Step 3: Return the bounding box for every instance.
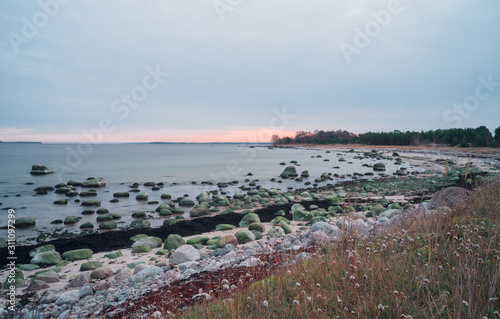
[81,178,106,188]
[373,162,386,171]
[280,166,298,178]
[30,164,53,175]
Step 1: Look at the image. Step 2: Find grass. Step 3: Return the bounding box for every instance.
[166,178,500,319]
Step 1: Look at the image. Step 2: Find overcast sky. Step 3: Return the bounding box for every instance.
[1,0,499,143]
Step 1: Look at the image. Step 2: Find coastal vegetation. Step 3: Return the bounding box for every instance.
[272,125,500,147]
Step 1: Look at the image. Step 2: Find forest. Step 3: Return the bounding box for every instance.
[272,126,500,147]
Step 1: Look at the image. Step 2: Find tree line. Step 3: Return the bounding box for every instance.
[272,126,500,147]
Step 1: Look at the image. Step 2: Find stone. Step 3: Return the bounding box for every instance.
[105,251,123,259]
[428,187,472,210]
[189,206,210,217]
[80,222,94,229]
[164,234,185,250]
[34,270,60,283]
[135,192,149,201]
[179,197,195,206]
[133,236,162,249]
[127,260,146,269]
[96,208,110,215]
[187,235,210,246]
[81,200,101,207]
[113,191,130,198]
[81,209,95,215]
[96,214,114,222]
[239,213,260,227]
[248,222,265,233]
[216,224,236,231]
[373,162,386,171]
[28,279,49,291]
[269,216,290,226]
[81,178,106,188]
[268,226,285,238]
[56,290,80,305]
[62,249,93,261]
[79,261,102,271]
[79,190,97,197]
[132,244,152,253]
[16,217,36,228]
[301,170,310,177]
[31,251,62,265]
[29,245,55,257]
[79,285,93,298]
[99,221,117,229]
[280,166,298,178]
[378,209,401,220]
[235,229,256,244]
[18,264,39,271]
[64,216,79,224]
[280,222,292,234]
[68,273,90,288]
[170,245,201,264]
[307,230,330,247]
[30,164,53,175]
[310,221,340,236]
[90,267,114,280]
[127,266,164,284]
[217,235,239,248]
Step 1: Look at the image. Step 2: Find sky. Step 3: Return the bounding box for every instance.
[0,0,499,143]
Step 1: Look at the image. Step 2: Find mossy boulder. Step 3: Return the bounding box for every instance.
[248,222,265,233]
[164,234,185,250]
[62,249,93,261]
[270,216,290,226]
[239,213,260,227]
[280,166,298,178]
[130,219,150,229]
[81,178,106,188]
[127,261,146,269]
[96,214,114,222]
[80,222,94,229]
[132,211,147,218]
[159,208,172,216]
[373,162,386,171]
[64,216,80,224]
[4,270,25,287]
[216,224,236,231]
[81,209,95,215]
[105,251,123,259]
[30,164,53,175]
[113,191,130,198]
[216,235,239,248]
[178,197,195,206]
[31,251,62,265]
[79,190,97,197]
[235,229,256,244]
[17,217,36,228]
[187,235,210,246]
[132,236,162,249]
[189,206,210,217]
[132,244,152,253]
[19,264,40,271]
[99,221,117,229]
[53,199,69,205]
[135,192,149,201]
[81,200,101,207]
[80,261,102,271]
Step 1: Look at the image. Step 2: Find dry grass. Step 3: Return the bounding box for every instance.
[166,179,500,319]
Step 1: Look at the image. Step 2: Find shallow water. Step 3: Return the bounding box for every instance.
[0,143,414,244]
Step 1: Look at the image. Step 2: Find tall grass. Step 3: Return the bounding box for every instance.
[172,179,500,319]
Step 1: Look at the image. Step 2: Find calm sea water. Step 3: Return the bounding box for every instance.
[0,143,413,244]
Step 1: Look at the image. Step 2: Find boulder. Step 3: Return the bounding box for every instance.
[131,211,147,218]
[189,206,210,217]
[132,245,152,253]
[90,267,114,280]
[30,164,53,175]
[80,261,102,271]
[164,234,185,250]
[105,251,123,259]
[34,270,60,283]
[132,236,162,249]
[99,221,117,229]
[280,166,298,178]
[310,221,340,236]
[268,226,285,238]
[81,200,101,207]
[269,216,290,226]
[187,235,210,246]
[135,192,149,201]
[31,251,62,265]
[248,222,265,233]
[307,230,330,247]
[216,235,239,248]
[28,279,49,291]
[428,187,472,210]
[81,178,106,188]
[56,290,80,305]
[178,197,195,206]
[239,213,260,227]
[373,162,386,171]
[113,191,130,198]
[29,245,55,257]
[216,224,236,231]
[64,216,79,224]
[170,245,201,264]
[68,273,90,288]
[80,222,94,229]
[62,249,93,261]
[16,217,36,228]
[235,230,256,244]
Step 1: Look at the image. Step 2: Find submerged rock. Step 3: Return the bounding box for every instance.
[30,164,53,175]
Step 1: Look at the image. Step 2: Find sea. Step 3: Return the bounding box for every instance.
[0,143,414,244]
